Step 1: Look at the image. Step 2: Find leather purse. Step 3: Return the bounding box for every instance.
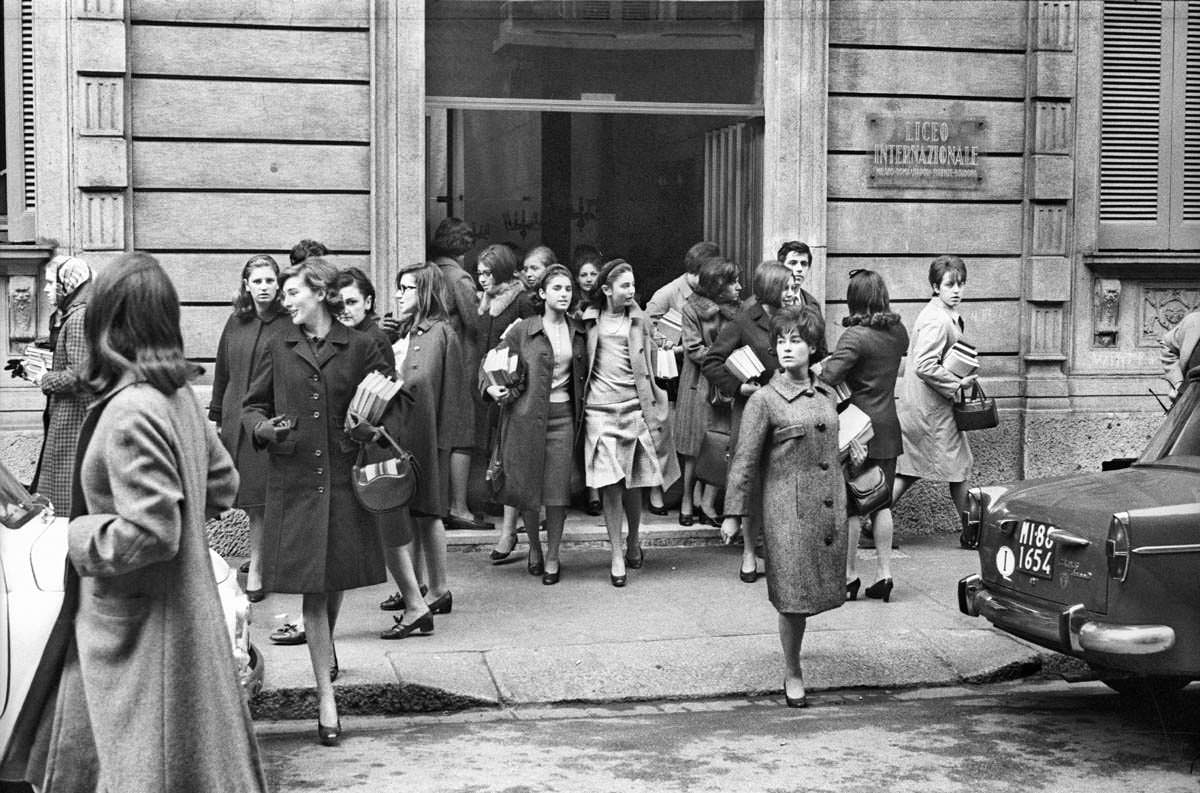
[352,427,420,513]
[953,381,999,431]
[695,427,731,485]
[485,405,507,499]
[845,464,890,516]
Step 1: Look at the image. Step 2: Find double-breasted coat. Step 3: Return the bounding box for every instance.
[674,293,737,456]
[207,305,288,508]
[896,298,973,481]
[582,304,681,491]
[818,320,909,460]
[34,294,93,512]
[382,317,472,518]
[242,320,390,593]
[724,373,848,616]
[481,315,589,511]
[38,376,267,793]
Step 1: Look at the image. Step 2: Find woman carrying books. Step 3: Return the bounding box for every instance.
[582,259,680,587]
[482,264,589,584]
[893,255,979,545]
[817,269,908,603]
[703,261,812,584]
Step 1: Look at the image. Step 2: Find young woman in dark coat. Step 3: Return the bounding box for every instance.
[242,256,391,745]
[702,261,812,584]
[208,253,288,599]
[818,269,909,602]
[483,265,589,584]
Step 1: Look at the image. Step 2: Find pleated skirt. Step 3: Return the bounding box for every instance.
[583,398,664,490]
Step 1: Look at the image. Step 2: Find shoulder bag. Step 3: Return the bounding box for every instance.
[953,381,999,431]
[485,404,507,499]
[352,426,420,513]
[844,463,890,516]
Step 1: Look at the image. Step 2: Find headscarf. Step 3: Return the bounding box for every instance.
[47,255,93,351]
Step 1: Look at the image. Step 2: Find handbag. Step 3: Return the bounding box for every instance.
[953,381,999,431]
[352,427,420,513]
[695,427,731,486]
[845,464,890,516]
[485,405,507,498]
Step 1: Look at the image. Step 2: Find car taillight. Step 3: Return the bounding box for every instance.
[1106,511,1130,582]
[961,487,983,548]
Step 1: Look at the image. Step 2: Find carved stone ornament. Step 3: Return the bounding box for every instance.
[1141,287,1200,347]
[8,276,36,344]
[1092,278,1121,347]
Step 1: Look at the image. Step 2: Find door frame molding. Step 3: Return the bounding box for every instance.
[426,96,764,117]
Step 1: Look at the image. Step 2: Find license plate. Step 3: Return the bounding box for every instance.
[1016,521,1054,579]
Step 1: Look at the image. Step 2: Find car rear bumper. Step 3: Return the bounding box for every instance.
[958,574,1176,657]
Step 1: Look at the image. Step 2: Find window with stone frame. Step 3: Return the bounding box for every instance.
[1099,0,1199,250]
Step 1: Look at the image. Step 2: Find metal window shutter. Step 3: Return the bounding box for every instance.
[1182,1,1200,224]
[20,0,34,211]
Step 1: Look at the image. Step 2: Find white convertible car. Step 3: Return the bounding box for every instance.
[0,463,263,775]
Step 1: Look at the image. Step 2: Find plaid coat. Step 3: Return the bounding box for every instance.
[33,297,93,512]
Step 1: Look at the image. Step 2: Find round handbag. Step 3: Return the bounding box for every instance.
[351,427,420,513]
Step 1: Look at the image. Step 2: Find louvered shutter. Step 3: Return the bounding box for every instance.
[1099,0,1170,248]
[1173,0,1200,246]
[3,0,36,241]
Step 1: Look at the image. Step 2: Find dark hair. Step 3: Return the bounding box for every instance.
[696,257,739,302]
[843,269,901,329]
[524,245,557,270]
[232,254,282,319]
[83,252,192,395]
[330,266,377,316]
[571,244,603,273]
[477,243,521,284]
[531,264,576,313]
[429,217,475,259]
[776,240,812,267]
[685,241,721,275]
[752,261,794,309]
[929,255,967,293]
[395,260,447,328]
[588,258,635,310]
[770,305,825,367]
[290,239,328,265]
[279,257,343,317]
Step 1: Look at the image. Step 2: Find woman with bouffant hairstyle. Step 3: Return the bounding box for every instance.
[30,252,268,791]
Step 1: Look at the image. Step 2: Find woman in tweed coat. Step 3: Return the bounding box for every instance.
[722,306,865,708]
[31,255,94,513]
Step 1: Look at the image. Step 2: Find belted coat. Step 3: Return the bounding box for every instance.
[481,315,589,511]
[242,320,390,593]
[582,304,681,491]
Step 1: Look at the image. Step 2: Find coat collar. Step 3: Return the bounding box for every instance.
[767,370,830,403]
[524,314,585,339]
[745,299,770,331]
[284,317,351,369]
[479,279,525,317]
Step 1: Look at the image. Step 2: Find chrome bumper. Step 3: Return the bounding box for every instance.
[958,574,1176,657]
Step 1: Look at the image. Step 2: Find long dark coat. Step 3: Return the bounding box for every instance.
[382,317,471,518]
[38,377,267,792]
[33,295,93,512]
[701,299,777,452]
[674,293,737,456]
[472,284,538,451]
[818,320,909,459]
[242,320,390,593]
[725,372,847,617]
[208,306,288,508]
[481,315,589,511]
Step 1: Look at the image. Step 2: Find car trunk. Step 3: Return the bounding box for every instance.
[979,467,1200,615]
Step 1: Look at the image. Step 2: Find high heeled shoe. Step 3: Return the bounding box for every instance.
[490,534,518,563]
[527,551,544,577]
[542,564,561,586]
[317,719,342,746]
[647,503,669,516]
[379,611,434,639]
[783,679,807,708]
[739,559,758,583]
[624,545,644,570]
[846,578,861,601]
[678,512,695,527]
[610,573,627,587]
[426,591,453,615]
[864,578,894,602]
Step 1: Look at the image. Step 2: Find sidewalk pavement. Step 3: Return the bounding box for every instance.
[241,513,1046,719]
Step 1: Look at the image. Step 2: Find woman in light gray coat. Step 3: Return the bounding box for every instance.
[35,253,267,792]
[894,256,979,534]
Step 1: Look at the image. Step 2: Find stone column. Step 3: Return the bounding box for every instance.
[762,0,827,303]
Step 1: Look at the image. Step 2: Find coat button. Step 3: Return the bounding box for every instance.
[824,534,834,546]
[312,411,320,419]
[315,467,324,475]
[310,374,319,382]
[314,449,322,457]
[816,422,826,432]
[414,346,421,351]
[819,462,829,470]
[823,497,834,507]
[317,486,325,494]
[311,393,319,400]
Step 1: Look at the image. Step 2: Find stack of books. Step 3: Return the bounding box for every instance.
[347,370,404,426]
[482,347,520,388]
[21,344,53,382]
[838,403,875,459]
[724,346,766,383]
[656,308,684,347]
[655,348,679,379]
[943,341,979,378]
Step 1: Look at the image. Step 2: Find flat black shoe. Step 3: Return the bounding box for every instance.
[527,551,544,577]
[317,719,342,746]
[380,611,434,639]
[846,578,861,601]
[426,591,453,615]
[678,512,695,527]
[542,566,560,586]
[586,499,603,516]
[784,679,807,708]
[624,545,644,570]
[865,578,894,602]
[647,503,669,516]
[739,560,758,583]
[380,584,427,611]
[490,534,518,563]
[246,588,265,603]
[610,573,627,588]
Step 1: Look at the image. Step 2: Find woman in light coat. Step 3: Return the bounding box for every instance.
[582,259,680,587]
[35,253,267,792]
[894,255,979,536]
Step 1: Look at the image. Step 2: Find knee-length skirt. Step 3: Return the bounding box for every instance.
[541,400,576,506]
[584,399,665,490]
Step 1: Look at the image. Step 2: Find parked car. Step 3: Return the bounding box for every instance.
[958,373,1200,694]
[0,465,263,772]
